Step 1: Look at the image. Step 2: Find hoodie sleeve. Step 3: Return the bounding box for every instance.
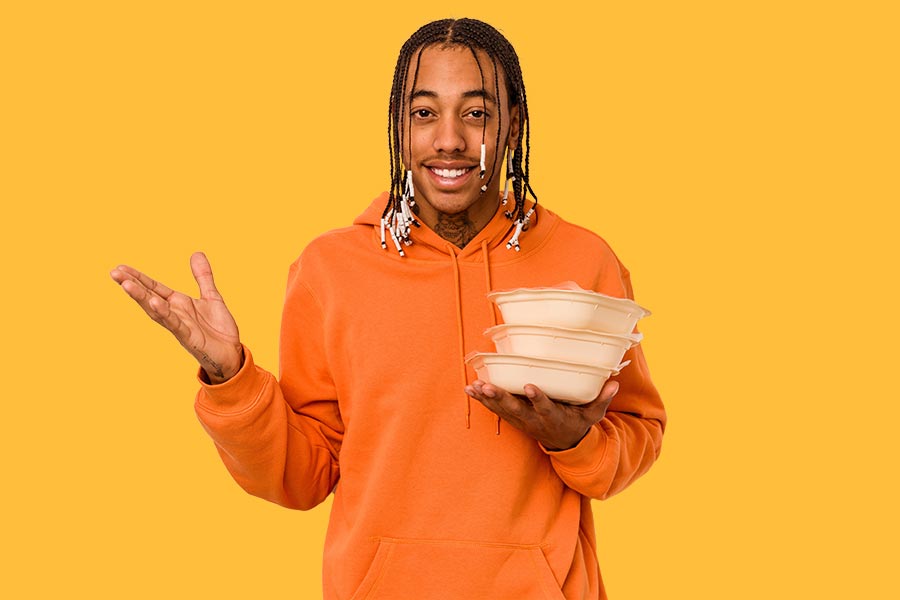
[194,261,342,511]
[539,342,665,499]
[540,257,666,500]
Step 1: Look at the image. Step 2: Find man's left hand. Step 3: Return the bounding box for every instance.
[464,379,620,451]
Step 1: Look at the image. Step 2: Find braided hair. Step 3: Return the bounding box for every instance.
[384,18,538,250]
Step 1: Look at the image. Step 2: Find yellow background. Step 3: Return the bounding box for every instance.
[2,1,897,598]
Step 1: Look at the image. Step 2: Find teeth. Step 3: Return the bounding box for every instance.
[431,167,470,179]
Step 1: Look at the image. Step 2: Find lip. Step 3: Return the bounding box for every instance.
[424,165,477,189]
[425,160,477,169]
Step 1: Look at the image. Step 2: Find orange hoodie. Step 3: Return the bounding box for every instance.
[194,193,666,600]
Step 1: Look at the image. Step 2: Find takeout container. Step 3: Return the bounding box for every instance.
[487,288,650,335]
[470,284,651,404]
[465,352,629,405]
[485,324,642,369]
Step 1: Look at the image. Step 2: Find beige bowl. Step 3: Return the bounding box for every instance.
[465,352,628,405]
[487,288,650,334]
[485,324,642,368]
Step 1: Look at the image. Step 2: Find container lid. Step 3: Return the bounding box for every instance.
[483,323,643,346]
[465,351,629,375]
[486,286,651,318]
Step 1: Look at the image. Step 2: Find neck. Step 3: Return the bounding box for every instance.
[416,192,500,248]
[433,212,480,248]
[418,197,500,248]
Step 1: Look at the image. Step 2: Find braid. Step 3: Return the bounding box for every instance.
[490,54,503,200]
[385,19,538,249]
[463,43,488,184]
[385,21,451,223]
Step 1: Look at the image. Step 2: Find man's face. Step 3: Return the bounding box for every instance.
[403,45,519,226]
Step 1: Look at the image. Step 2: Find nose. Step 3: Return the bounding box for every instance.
[432,115,467,154]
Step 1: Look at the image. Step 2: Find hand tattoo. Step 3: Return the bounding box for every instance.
[198,350,225,379]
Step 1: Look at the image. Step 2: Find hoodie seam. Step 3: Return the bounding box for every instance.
[299,279,326,313]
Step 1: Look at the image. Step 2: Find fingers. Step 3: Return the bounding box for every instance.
[110,266,186,335]
[465,380,496,409]
[190,252,222,300]
[464,379,622,451]
[111,267,163,313]
[111,265,178,324]
[110,264,175,299]
[465,381,528,420]
[524,384,555,417]
[464,378,620,424]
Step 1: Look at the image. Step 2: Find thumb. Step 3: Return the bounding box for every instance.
[602,380,620,402]
[585,380,619,422]
[190,252,222,300]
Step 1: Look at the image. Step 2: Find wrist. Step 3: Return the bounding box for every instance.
[542,427,591,452]
[202,345,244,384]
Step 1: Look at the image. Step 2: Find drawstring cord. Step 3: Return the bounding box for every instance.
[481,241,501,436]
[447,238,504,434]
[447,245,471,429]
[481,240,498,328]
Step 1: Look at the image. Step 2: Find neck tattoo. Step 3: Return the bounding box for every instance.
[434,212,479,248]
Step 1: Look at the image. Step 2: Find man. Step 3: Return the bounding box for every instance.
[111,18,665,599]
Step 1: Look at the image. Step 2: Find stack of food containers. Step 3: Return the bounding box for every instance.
[464,283,650,404]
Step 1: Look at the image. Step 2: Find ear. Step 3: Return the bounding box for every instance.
[506,103,521,151]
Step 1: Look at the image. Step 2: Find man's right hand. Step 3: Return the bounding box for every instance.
[110,252,243,384]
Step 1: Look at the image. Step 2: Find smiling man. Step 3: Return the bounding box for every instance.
[111,18,666,600]
[402,44,517,245]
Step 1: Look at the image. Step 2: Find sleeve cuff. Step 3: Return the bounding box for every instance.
[195,345,269,414]
[540,421,611,475]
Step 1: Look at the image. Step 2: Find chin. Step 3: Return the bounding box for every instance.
[421,192,478,215]
[435,200,475,214]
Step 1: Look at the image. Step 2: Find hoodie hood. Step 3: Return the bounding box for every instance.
[353,191,552,262]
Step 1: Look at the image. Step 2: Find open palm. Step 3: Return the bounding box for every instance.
[110,252,243,383]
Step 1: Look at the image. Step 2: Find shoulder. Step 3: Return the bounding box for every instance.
[540,206,628,273]
[291,192,388,274]
[285,224,367,282]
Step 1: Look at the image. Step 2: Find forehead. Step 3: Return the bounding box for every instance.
[406,44,506,101]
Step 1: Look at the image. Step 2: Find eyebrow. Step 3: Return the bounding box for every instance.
[409,88,497,104]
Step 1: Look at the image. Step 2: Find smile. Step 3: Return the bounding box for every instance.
[429,167,474,179]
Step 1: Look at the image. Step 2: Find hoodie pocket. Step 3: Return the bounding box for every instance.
[349,537,566,600]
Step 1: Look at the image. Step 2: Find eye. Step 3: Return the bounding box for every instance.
[412,108,434,119]
[466,109,490,121]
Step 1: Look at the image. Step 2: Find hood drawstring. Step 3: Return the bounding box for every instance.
[481,240,498,329]
[447,244,471,429]
[481,241,501,436]
[449,241,501,434]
